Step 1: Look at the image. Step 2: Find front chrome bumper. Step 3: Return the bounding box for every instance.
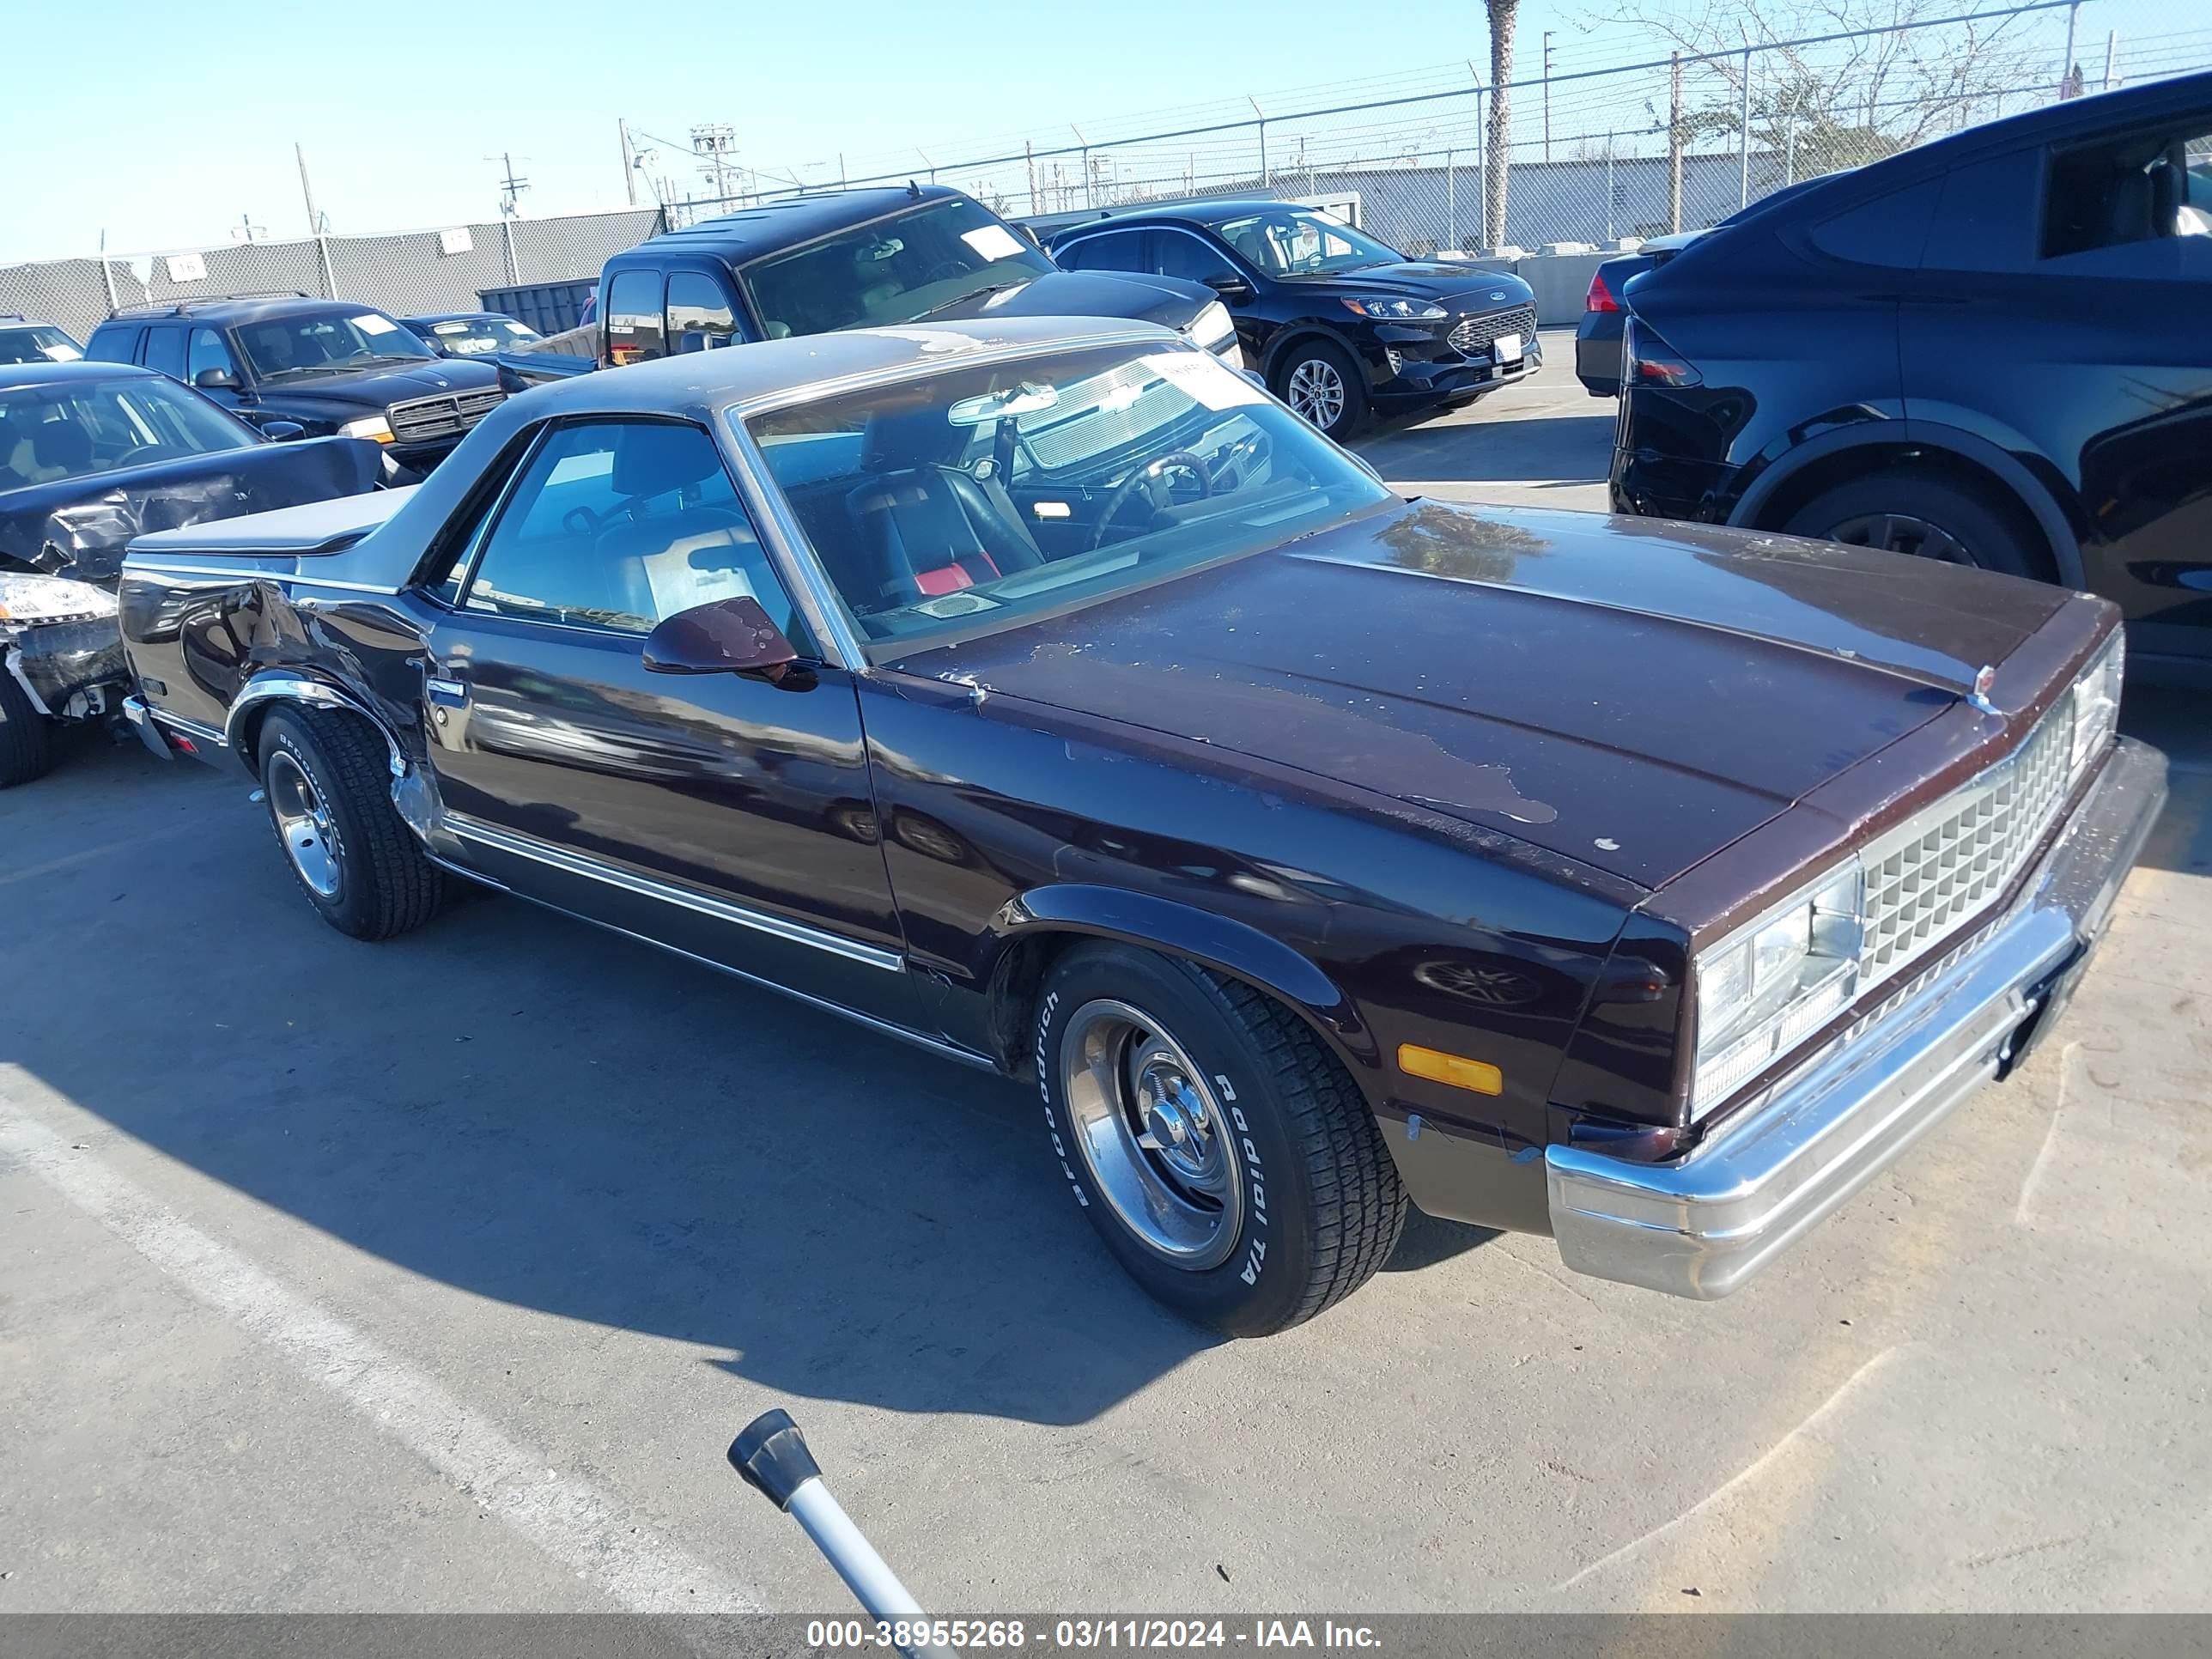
[1545,737,2168,1300]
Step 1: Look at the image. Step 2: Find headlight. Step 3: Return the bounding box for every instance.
[1187,301,1236,349]
[338,414,394,443]
[1691,863,1864,1117]
[0,573,118,626]
[1341,296,1448,320]
[2067,627,2124,778]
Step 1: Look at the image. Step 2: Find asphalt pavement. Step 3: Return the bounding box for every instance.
[3,338,2208,1618]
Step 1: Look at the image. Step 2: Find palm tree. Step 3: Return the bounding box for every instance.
[1484,0,1519,249]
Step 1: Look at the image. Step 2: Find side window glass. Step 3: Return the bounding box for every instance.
[1152,231,1238,283]
[143,327,188,380]
[1057,231,1141,272]
[185,328,237,384]
[461,421,805,645]
[87,325,142,366]
[666,271,738,353]
[1921,153,2039,273]
[1807,178,1940,269]
[605,270,666,365]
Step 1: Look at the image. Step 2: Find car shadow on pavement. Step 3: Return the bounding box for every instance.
[2,746,1487,1428]
[1360,414,1619,488]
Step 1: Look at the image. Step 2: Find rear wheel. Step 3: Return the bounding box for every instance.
[1272,339,1368,443]
[1781,470,2045,581]
[0,669,57,788]
[258,705,445,939]
[1034,943,1406,1336]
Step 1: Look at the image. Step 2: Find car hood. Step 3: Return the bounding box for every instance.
[0,436,384,585]
[926,269,1212,331]
[1285,263,1534,309]
[251,356,503,416]
[890,500,2068,890]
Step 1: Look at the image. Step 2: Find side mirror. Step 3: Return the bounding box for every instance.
[642,595,799,678]
[259,420,307,441]
[193,367,240,391]
[1202,274,1255,301]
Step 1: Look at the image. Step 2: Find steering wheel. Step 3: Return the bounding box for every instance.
[563,504,607,536]
[1090,452,1212,550]
[920,259,972,285]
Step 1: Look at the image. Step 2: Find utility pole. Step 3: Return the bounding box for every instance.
[295,143,326,235]
[690,124,737,204]
[488,152,531,217]
[2102,28,2118,89]
[232,210,266,243]
[2058,1,2080,96]
[1543,33,1554,161]
[619,119,638,207]
[1026,142,1038,216]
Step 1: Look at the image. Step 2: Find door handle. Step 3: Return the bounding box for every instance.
[425,677,470,708]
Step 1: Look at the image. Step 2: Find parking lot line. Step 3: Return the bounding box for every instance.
[0,1082,759,1615]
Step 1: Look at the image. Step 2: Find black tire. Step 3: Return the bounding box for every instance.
[1270,338,1369,443]
[0,668,57,788]
[1034,943,1406,1336]
[257,705,445,940]
[1781,469,2045,581]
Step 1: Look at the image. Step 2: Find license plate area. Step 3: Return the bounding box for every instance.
[1492,333,1522,365]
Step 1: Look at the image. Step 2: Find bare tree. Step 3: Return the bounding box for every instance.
[1601,0,2051,183]
[1485,0,1520,247]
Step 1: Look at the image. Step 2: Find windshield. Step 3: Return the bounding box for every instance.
[745,342,1394,653]
[234,309,436,379]
[1,375,256,490]
[1212,209,1405,276]
[1,326,85,365]
[742,198,1055,338]
[413,315,544,356]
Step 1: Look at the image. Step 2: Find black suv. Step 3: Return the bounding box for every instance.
[1613,72,2212,685]
[1048,199,1539,441]
[85,296,506,479]
[593,185,1237,371]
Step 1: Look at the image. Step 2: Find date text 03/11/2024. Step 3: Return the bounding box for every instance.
[804,1619,1383,1650]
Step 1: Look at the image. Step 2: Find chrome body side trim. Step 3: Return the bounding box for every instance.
[1546,737,2167,1299]
[222,672,409,778]
[429,849,989,1069]
[147,707,228,747]
[442,810,904,974]
[117,560,402,597]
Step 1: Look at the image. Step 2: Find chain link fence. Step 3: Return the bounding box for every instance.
[3,208,662,346]
[669,5,2206,258]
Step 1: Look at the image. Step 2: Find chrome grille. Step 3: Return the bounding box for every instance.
[386,386,506,447]
[1859,701,2075,983]
[1448,303,1536,359]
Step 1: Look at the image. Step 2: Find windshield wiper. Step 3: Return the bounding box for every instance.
[907,281,1027,322]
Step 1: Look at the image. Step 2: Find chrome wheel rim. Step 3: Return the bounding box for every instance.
[266,751,341,898]
[1058,999,1244,1269]
[1826,511,1972,565]
[1285,358,1346,430]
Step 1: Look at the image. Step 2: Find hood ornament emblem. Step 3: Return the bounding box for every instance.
[1966,664,2001,716]
[1489,290,1506,301]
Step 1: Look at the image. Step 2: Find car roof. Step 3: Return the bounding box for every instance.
[617,185,968,265]
[0,359,158,392]
[1052,198,1295,238]
[95,296,384,329]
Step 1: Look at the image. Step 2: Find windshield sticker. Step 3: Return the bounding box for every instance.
[503,320,535,335]
[960,224,1026,262]
[352,313,399,336]
[1139,351,1267,411]
[432,321,471,335]
[42,343,83,361]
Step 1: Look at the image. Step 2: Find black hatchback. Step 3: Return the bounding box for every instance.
[1613,72,2212,685]
[1050,200,1538,441]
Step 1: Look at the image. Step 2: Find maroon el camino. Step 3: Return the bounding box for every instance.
[113,318,2165,1334]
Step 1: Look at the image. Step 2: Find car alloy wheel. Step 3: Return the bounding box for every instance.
[1056,997,1245,1270]
[265,748,343,898]
[1285,357,1347,431]
[1824,511,1972,565]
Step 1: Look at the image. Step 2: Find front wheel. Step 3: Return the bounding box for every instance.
[0,669,57,788]
[1271,340,1368,443]
[258,704,446,939]
[1034,944,1406,1336]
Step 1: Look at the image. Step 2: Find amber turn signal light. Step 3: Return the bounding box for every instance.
[1396,1043,1503,1096]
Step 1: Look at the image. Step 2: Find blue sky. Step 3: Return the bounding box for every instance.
[4,0,2191,264]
